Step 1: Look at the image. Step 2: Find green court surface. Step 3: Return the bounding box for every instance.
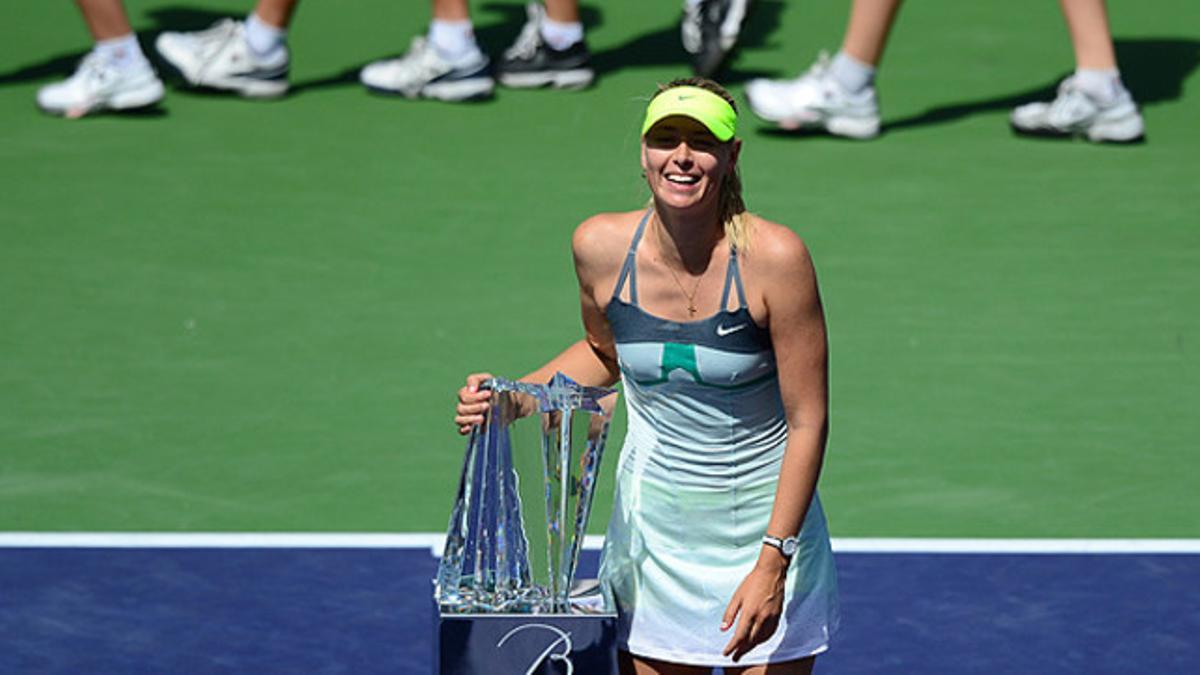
[1,1,1197,537]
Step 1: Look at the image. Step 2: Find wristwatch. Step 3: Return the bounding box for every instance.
[762,534,799,559]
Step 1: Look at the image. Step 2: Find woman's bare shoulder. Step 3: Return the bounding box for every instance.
[572,209,645,265]
[744,217,822,325]
[744,215,814,275]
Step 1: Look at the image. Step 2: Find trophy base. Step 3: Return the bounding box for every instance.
[433,584,618,675]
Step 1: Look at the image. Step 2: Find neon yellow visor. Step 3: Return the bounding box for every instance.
[641,86,737,142]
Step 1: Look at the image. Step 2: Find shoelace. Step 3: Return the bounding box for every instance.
[191,19,240,61]
[777,50,831,92]
[504,5,545,60]
[805,51,832,80]
[77,50,106,76]
[1047,78,1096,124]
[74,50,117,89]
[398,38,451,81]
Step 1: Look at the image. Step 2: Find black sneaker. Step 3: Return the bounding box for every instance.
[497,3,594,90]
[681,0,752,78]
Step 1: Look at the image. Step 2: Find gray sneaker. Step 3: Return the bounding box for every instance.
[1011,76,1144,143]
[745,52,881,139]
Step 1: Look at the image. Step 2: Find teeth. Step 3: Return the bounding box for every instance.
[666,174,699,184]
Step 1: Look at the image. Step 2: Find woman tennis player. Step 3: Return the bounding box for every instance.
[455,77,839,674]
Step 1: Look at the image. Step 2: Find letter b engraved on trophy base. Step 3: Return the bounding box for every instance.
[434,612,616,675]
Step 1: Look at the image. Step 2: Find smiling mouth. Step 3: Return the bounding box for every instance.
[665,174,700,185]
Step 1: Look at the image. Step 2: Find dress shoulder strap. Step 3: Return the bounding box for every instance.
[611,208,653,305]
[719,245,748,311]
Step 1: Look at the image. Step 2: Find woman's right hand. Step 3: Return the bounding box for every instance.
[454,373,494,435]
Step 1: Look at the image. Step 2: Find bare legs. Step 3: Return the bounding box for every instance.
[1058,0,1118,69]
[617,652,816,675]
[429,1,578,25]
[431,0,470,22]
[726,656,816,675]
[839,0,903,67]
[820,0,1120,73]
[833,0,1123,74]
[618,652,710,675]
[543,0,581,23]
[251,0,301,29]
[74,0,135,41]
[74,0,300,37]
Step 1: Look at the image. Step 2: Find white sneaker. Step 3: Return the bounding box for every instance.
[155,19,289,98]
[1011,76,1144,143]
[36,49,164,118]
[745,53,881,139]
[360,37,494,101]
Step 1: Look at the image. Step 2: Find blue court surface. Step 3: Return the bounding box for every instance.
[2,538,1197,674]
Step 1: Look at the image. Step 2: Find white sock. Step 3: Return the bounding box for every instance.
[94,34,147,70]
[830,50,875,94]
[245,12,287,58]
[684,0,703,8]
[1074,68,1125,105]
[428,19,479,62]
[540,17,584,51]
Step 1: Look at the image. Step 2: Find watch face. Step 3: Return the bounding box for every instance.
[782,538,799,556]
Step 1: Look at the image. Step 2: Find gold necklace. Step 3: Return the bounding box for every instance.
[663,262,703,317]
[654,215,705,317]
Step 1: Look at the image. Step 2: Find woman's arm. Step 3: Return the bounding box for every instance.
[519,337,618,388]
[759,230,829,559]
[521,211,626,389]
[455,335,616,435]
[455,213,628,433]
[722,222,829,661]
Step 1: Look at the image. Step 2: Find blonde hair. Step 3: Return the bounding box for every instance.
[651,77,753,250]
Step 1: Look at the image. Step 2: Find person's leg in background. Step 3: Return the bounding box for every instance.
[154,0,298,99]
[744,0,903,139]
[358,0,495,101]
[37,0,165,118]
[360,1,593,101]
[1010,0,1144,143]
[496,0,593,90]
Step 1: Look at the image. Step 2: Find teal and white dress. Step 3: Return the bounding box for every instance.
[598,211,839,666]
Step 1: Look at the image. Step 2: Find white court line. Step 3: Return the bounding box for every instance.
[830,538,1200,554]
[0,532,450,552]
[1,533,1199,554]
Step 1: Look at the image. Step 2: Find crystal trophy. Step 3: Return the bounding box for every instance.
[436,372,618,614]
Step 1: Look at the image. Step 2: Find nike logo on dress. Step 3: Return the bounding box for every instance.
[716,323,748,337]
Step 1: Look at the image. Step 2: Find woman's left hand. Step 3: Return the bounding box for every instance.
[721,552,788,662]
